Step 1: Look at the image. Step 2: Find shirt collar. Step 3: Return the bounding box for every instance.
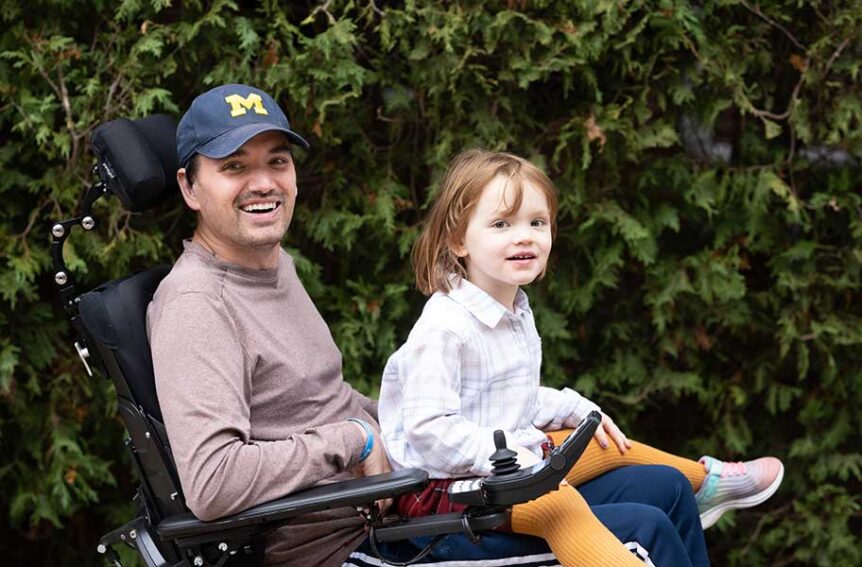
[446,275,531,328]
[183,238,281,285]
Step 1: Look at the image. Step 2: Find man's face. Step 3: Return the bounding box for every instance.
[178,131,297,265]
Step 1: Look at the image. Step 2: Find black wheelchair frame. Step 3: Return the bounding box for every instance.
[50,114,600,567]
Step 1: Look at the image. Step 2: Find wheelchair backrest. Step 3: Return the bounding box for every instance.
[80,266,169,422]
[79,265,189,521]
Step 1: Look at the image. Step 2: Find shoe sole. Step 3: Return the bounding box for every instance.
[699,462,784,529]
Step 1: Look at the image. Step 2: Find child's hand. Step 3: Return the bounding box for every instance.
[513,445,543,468]
[594,413,633,454]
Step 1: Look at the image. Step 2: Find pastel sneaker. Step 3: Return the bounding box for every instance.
[695,456,784,529]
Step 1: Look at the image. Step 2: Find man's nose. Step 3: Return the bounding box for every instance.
[246,168,277,193]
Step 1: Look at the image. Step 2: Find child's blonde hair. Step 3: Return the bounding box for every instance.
[413,149,558,296]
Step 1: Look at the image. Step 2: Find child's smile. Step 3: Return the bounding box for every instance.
[507,251,538,266]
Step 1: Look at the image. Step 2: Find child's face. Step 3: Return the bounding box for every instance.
[453,175,552,308]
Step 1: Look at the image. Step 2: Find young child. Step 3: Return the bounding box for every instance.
[378,149,784,566]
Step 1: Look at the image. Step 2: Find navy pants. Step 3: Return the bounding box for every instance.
[347,465,709,566]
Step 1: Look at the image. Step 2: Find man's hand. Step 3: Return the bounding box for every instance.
[594,412,632,454]
[349,422,393,514]
[348,421,392,478]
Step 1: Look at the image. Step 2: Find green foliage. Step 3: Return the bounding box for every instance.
[2,1,860,564]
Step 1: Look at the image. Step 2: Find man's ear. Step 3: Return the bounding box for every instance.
[177,169,201,211]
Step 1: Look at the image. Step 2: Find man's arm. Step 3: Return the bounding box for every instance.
[150,292,366,521]
[342,383,379,422]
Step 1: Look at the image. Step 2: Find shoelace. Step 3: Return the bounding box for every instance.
[721,461,748,477]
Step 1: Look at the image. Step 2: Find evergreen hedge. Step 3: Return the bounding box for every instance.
[1,1,860,565]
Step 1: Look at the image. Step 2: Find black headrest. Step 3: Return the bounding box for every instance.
[91,115,178,212]
[79,265,171,421]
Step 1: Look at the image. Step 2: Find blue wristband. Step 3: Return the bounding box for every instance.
[347,418,374,462]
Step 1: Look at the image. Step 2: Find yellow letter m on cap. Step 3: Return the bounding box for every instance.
[224,93,269,118]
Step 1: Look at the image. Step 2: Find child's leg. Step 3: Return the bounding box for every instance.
[578,465,709,567]
[589,502,696,567]
[510,484,643,566]
[548,429,785,530]
[546,430,707,491]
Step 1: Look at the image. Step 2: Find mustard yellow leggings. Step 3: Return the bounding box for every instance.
[510,432,707,566]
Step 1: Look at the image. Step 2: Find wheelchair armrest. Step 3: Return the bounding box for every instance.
[449,411,603,508]
[157,469,427,543]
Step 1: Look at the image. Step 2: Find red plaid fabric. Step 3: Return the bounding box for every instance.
[396,435,556,519]
[395,479,468,518]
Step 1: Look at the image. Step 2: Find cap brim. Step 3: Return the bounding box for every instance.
[195,122,310,162]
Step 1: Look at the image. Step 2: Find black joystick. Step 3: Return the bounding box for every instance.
[489,430,520,476]
[449,412,602,508]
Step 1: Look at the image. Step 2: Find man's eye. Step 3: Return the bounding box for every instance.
[271,156,291,166]
[222,162,244,172]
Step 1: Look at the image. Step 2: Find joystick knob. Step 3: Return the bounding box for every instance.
[489,430,520,476]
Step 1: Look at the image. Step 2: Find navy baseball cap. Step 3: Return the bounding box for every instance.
[176,83,309,168]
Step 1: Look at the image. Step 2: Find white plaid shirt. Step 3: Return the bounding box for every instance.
[379,277,600,479]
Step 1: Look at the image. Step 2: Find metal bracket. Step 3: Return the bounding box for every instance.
[50,177,107,317]
[75,340,93,377]
[98,517,169,567]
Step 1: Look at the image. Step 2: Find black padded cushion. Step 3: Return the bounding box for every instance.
[91,115,178,212]
[79,265,171,421]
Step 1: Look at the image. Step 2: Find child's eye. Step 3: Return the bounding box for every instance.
[531,219,547,227]
[492,220,508,229]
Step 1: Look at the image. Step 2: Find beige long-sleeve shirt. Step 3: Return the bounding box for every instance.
[147,240,376,566]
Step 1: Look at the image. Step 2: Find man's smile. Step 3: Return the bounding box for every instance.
[239,200,282,214]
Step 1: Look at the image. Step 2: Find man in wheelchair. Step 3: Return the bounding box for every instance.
[148,84,399,565]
